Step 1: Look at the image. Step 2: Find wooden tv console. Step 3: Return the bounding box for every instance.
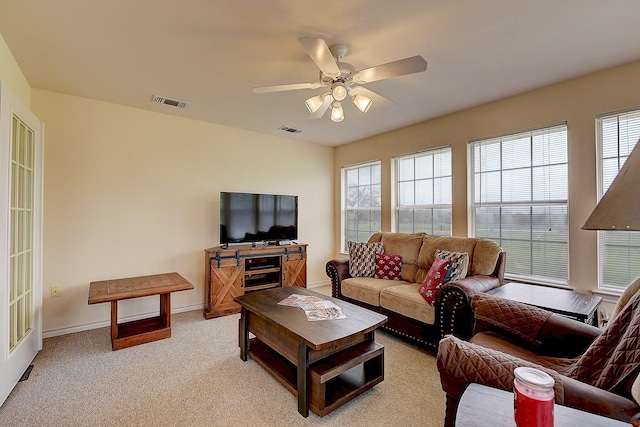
[203,243,307,319]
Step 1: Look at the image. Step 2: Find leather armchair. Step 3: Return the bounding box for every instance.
[437,291,640,426]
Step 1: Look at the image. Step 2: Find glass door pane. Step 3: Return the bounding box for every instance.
[9,115,34,352]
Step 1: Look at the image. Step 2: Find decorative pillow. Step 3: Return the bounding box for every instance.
[374,254,403,280]
[419,257,451,305]
[435,249,469,282]
[348,241,384,277]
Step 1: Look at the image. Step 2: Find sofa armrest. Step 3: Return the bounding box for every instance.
[326,258,350,299]
[562,375,638,422]
[437,275,502,340]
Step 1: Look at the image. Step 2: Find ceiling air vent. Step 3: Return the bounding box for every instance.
[152,95,189,109]
[278,126,302,134]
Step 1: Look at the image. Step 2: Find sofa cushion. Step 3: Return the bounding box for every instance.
[416,236,478,283]
[374,254,403,280]
[341,277,406,307]
[470,238,503,276]
[370,232,425,283]
[380,283,435,324]
[348,241,384,277]
[435,249,469,282]
[419,257,451,305]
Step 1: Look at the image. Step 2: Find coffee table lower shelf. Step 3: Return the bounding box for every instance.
[247,338,384,417]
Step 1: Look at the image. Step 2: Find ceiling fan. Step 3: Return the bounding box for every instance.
[252,37,428,122]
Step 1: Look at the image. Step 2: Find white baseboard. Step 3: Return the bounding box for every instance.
[43,280,331,339]
[42,303,204,339]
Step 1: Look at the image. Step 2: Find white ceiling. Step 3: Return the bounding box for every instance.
[1,1,640,147]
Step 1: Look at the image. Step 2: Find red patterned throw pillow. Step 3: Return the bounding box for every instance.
[419,257,451,305]
[374,254,403,280]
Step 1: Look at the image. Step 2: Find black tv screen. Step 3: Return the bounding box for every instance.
[220,192,298,244]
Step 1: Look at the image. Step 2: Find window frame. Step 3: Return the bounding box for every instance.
[469,123,569,285]
[342,161,382,251]
[393,146,452,236]
[595,107,640,292]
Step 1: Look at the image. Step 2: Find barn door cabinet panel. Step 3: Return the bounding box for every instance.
[203,244,307,319]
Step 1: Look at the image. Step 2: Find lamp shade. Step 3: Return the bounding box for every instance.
[305,95,325,114]
[582,140,640,231]
[352,94,372,113]
[330,102,344,122]
[331,83,347,101]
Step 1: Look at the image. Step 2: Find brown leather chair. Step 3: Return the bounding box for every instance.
[437,288,640,426]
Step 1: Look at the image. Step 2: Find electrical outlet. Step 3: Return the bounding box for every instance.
[51,286,61,298]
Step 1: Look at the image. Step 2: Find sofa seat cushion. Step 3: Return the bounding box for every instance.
[341,277,407,307]
[380,283,435,325]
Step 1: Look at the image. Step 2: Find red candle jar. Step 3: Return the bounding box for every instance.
[514,367,555,427]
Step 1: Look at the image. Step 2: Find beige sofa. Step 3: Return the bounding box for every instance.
[326,232,506,350]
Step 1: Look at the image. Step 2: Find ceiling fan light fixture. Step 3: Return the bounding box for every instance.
[352,94,372,113]
[305,95,325,114]
[331,102,344,122]
[331,83,348,101]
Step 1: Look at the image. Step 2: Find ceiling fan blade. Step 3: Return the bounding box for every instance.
[298,37,341,78]
[350,86,398,112]
[308,94,332,120]
[252,82,321,93]
[354,55,427,84]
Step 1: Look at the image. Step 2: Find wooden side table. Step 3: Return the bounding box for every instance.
[88,272,194,350]
[488,282,602,326]
[456,383,627,426]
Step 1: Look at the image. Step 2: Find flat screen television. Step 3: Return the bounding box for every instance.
[220,192,298,245]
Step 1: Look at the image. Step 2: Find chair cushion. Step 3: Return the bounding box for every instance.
[341,277,405,307]
[381,283,435,324]
[471,331,576,374]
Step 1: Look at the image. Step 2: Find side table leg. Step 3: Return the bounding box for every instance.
[110,301,118,350]
[239,308,248,361]
[297,342,309,417]
[160,293,171,328]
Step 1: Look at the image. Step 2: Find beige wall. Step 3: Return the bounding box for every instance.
[0,33,31,106]
[31,89,334,334]
[334,59,640,297]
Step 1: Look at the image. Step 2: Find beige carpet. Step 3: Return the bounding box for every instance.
[0,297,446,426]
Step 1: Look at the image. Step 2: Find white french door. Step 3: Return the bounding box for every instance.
[0,81,43,406]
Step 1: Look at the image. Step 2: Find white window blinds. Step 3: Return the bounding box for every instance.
[394,147,452,236]
[470,124,568,283]
[596,109,640,290]
[343,161,382,250]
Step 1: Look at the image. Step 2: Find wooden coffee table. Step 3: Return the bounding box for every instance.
[235,287,387,417]
[488,282,602,326]
[88,272,194,350]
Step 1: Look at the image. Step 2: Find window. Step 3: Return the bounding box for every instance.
[470,124,568,283]
[596,108,640,290]
[394,147,452,236]
[343,161,381,250]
